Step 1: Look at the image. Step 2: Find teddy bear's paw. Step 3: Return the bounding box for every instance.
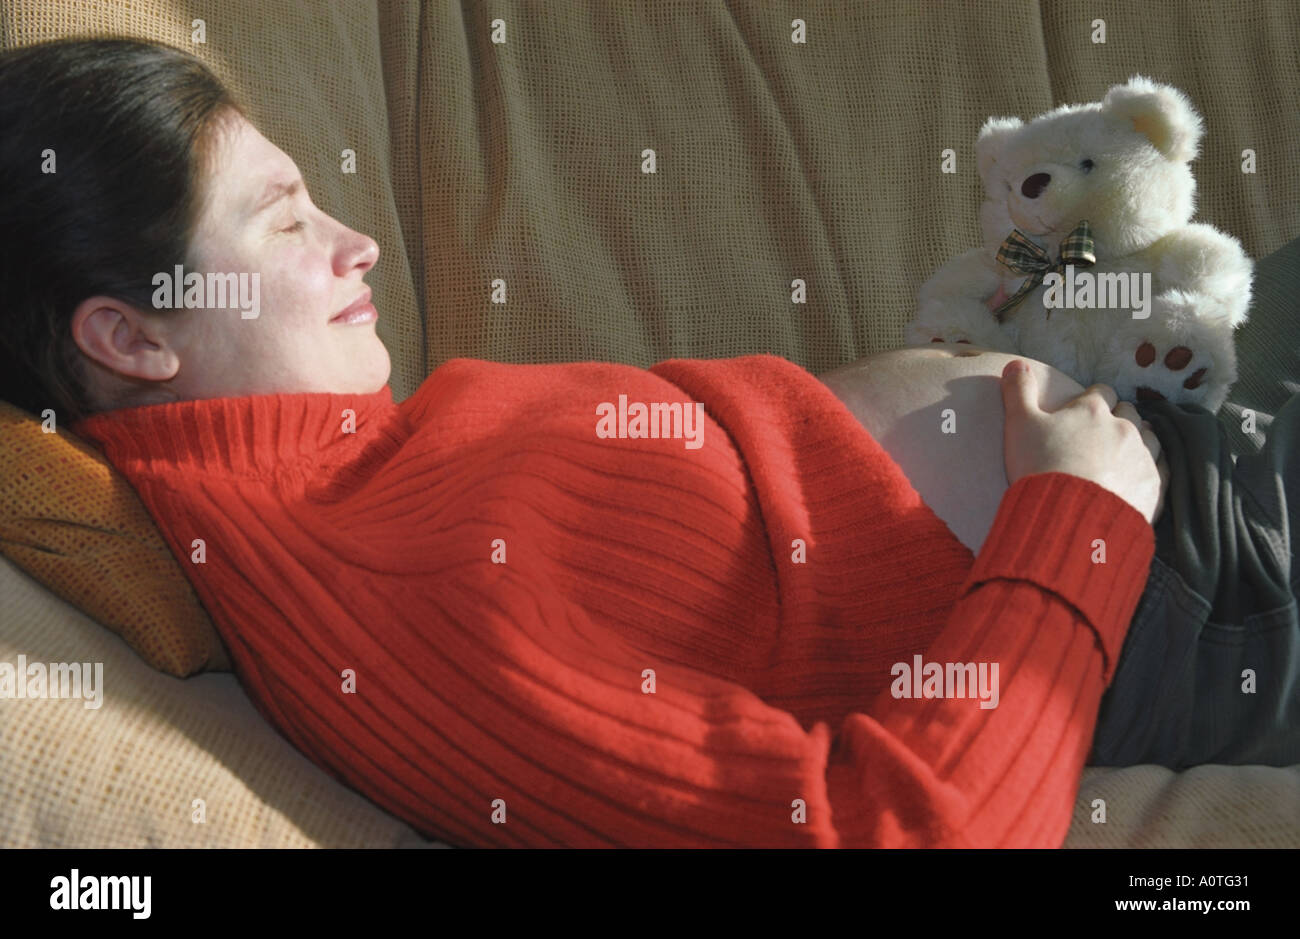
[1097,335,1228,411]
[905,305,1018,351]
[1097,315,1238,413]
[903,323,977,347]
[1130,340,1210,402]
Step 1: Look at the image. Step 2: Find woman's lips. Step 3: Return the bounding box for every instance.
[330,289,376,325]
[330,302,377,325]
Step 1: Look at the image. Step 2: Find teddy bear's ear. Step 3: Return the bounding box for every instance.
[975,116,1023,190]
[1101,75,1204,162]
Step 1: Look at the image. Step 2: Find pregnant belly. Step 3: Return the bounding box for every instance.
[818,346,1086,554]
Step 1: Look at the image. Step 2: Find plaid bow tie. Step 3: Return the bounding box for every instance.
[990,219,1096,321]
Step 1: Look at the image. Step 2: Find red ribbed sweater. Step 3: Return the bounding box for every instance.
[70,354,1154,848]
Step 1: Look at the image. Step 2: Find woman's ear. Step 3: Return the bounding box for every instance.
[1101,75,1204,163]
[975,116,1023,193]
[70,296,179,384]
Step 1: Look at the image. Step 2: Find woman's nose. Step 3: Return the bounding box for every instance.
[357,234,379,269]
[341,228,380,273]
[1021,173,1051,199]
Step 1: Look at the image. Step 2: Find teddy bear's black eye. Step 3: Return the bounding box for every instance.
[1080,158,1095,173]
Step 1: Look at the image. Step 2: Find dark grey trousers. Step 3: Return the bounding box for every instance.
[1088,391,1300,768]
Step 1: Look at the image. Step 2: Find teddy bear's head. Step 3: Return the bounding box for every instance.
[975,75,1204,259]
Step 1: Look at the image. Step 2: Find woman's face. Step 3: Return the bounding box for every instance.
[74,110,390,407]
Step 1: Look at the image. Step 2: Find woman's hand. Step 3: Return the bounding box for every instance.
[1000,359,1168,525]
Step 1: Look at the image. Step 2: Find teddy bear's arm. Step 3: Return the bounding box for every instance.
[1151,223,1254,327]
[905,246,1015,349]
[1092,227,1253,413]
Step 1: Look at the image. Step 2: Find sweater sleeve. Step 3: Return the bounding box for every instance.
[821,472,1154,847]
[440,470,1152,848]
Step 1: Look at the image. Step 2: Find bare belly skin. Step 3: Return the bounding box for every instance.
[818,345,1087,554]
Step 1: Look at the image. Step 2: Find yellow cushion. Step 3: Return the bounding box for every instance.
[0,401,229,676]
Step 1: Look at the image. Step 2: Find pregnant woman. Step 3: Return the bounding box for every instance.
[2,38,1294,847]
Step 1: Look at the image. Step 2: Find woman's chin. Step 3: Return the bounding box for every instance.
[349,338,392,392]
[371,346,392,390]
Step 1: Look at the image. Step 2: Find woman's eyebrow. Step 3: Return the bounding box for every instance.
[248,178,302,218]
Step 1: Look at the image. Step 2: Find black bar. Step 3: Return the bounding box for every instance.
[3,847,1289,925]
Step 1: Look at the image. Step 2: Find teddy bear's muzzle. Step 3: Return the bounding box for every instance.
[1021,172,1051,199]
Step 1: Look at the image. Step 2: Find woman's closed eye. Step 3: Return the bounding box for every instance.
[280,219,306,234]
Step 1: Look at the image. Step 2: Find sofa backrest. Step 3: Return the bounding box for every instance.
[412,0,1300,376]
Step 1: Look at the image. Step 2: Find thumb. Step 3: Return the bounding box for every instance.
[1001,359,1039,419]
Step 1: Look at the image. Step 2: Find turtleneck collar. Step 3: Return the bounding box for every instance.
[68,386,400,480]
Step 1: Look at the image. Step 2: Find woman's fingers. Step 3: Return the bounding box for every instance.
[1113,400,1141,427]
[1111,400,1162,460]
[1082,382,1120,412]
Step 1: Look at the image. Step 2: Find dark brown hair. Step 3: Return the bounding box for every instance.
[0,36,242,422]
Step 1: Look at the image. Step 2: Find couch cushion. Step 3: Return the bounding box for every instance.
[0,554,441,847]
[1070,762,1300,847]
[413,0,1296,375]
[415,1,1054,374]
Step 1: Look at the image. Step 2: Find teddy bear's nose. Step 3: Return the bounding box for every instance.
[1021,173,1051,199]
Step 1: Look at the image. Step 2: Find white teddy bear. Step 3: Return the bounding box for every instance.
[905,75,1253,413]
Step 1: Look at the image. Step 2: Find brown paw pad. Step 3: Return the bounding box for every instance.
[1135,342,1196,371]
[1134,341,1207,393]
[1164,346,1194,370]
